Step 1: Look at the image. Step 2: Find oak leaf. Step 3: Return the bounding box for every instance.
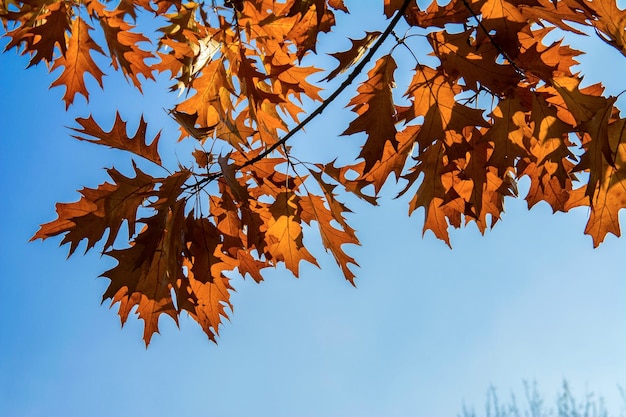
[343,55,398,172]
[2,0,70,67]
[300,193,359,283]
[31,164,157,254]
[582,0,626,56]
[568,119,626,246]
[98,10,155,89]
[71,112,162,165]
[385,0,409,18]
[480,95,531,176]
[103,200,186,344]
[324,31,381,81]
[50,18,105,108]
[266,214,318,276]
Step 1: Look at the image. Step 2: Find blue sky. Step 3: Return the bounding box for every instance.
[1,1,626,416]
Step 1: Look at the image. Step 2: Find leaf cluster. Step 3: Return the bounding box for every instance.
[2,0,625,344]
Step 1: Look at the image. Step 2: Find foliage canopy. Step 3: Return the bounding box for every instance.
[2,0,625,344]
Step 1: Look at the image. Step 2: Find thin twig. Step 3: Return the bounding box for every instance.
[191,0,413,188]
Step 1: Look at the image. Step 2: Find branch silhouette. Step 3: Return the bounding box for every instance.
[194,0,413,187]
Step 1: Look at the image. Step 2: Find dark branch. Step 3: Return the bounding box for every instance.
[192,0,413,189]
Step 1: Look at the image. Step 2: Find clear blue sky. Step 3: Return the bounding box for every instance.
[1,1,625,416]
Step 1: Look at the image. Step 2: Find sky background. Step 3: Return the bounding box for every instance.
[1,1,626,416]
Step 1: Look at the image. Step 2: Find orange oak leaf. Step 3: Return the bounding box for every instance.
[576,97,618,198]
[551,76,609,125]
[265,208,318,276]
[403,65,488,139]
[404,0,482,28]
[571,119,626,246]
[237,48,283,111]
[98,10,155,89]
[1,0,70,67]
[522,160,574,212]
[176,59,232,133]
[71,112,162,166]
[318,161,378,205]
[328,0,348,13]
[516,28,582,83]
[519,0,590,35]
[177,258,234,342]
[582,0,626,56]
[236,249,269,283]
[103,200,186,345]
[287,0,336,58]
[300,192,359,283]
[324,31,381,81]
[31,164,157,254]
[403,141,452,246]
[211,192,245,256]
[169,110,215,141]
[528,92,575,185]
[360,124,420,194]
[429,29,521,94]
[274,63,323,103]
[343,54,398,172]
[176,215,237,341]
[478,0,529,57]
[50,18,106,108]
[480,95,531,176]
[384,0,408,18]
[241,7,298,42]
[100,170,191,345]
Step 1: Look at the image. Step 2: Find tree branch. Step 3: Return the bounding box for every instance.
[195,0,413,187]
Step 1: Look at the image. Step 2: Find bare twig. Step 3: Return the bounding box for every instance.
[190,0,413,189]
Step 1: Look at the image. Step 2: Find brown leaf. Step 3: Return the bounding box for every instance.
[103,200,187,345]
[581,119,626,246]
[429,29,521,94]
[385,0,409,18]
[20,1,70,66]
[177,259,234,342]
[404,141,452,246]
[324,31,381,81]
[529,92,575,185]
[403,65,489,138]
[577,97,618,198]
[71,112,162,166]
[98,10,155,88]
[342,55,398,172]
[300,193,359,284]
[360,124,420,194]
[50,18,106,108]
[520,0,590,35]
[236,249,269,283]
[328,0,348,13]
[176,60,233,136]
[266,214,318,276]
[478,0,530,58]
[551,76,608,124]
[404,0,482,27]
[287,1,336,58]
[582,0,626,56]
[262,192,319,276]
[31,164,156,254]
[480,95,531,176]
[318,161,378,205]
